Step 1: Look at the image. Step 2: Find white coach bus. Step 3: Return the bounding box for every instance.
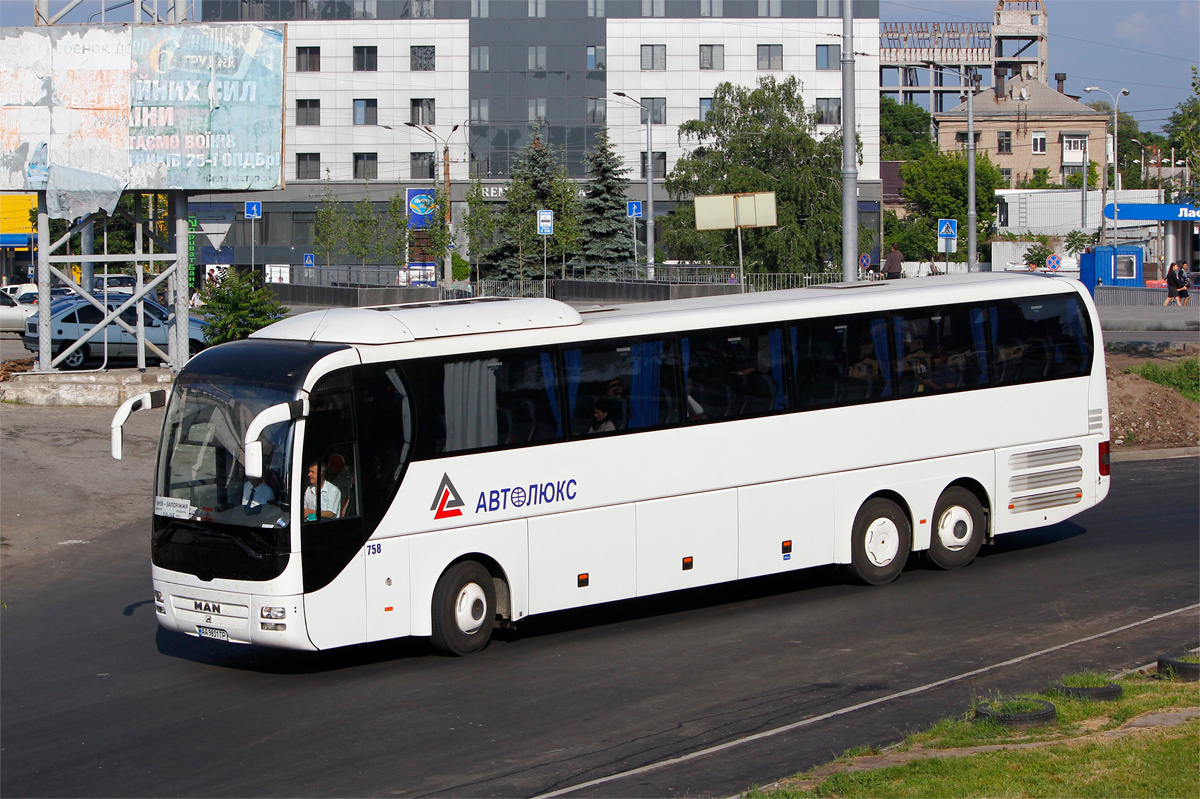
[112,273,1110,655]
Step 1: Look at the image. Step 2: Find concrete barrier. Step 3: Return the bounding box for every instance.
[0,369,175,407]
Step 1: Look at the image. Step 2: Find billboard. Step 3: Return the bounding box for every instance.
[1,24,285,203]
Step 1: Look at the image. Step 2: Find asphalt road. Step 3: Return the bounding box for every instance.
[1,454,1196,798]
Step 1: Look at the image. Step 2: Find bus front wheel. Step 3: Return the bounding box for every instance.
[849,498,911,585]
[927,487,985,570]
[431,560,496,656]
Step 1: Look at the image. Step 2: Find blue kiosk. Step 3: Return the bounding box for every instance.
[1079,246,1143,295]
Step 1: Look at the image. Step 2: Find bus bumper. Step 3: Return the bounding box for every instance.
[153,578,317,651]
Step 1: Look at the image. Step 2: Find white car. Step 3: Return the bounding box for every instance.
[1,283,37,300]
[0,291,36,334]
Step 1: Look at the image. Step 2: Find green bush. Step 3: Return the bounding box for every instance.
[452,251,471,281]
[1126,358,1200,403]
[200,268,287,346]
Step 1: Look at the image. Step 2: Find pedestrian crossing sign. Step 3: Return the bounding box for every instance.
[304,253,315,267]
[938,219,958,239]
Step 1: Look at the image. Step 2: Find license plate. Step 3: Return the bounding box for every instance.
[197,625,228,641]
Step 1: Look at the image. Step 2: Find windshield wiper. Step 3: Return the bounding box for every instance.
[158,521,269,560]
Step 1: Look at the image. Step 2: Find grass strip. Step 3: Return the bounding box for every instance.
[1125,357,1200,402]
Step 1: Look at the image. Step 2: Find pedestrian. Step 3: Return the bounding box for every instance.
[1179,262,1191,307]
[883,243,903,280]
[1164,262,1180,307]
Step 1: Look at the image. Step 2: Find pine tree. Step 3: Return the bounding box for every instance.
[199,268,287,345]
[579,129,634,270]
[488,129,571,279]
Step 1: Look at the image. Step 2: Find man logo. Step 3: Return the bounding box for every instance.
[431,473,465,520]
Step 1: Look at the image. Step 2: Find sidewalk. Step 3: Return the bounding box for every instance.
[1096,302,1199,333]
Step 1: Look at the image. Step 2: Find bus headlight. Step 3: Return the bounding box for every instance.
[260,607,286,620]
[260,622,287,631]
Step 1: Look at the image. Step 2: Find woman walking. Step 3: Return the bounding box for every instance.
[1164,262,1180,307]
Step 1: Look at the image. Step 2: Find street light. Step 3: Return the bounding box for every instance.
[1130,138,1145,185]
[925,62,979,272]
[384,122,459,284]
[1085,86,1129,246]
[613,91,655,268]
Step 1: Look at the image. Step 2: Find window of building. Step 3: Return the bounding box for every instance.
[700,0,722,16]
[411,152,435,179]
[757,44,782,70]
[816,98,841,125]
[816,0,840,17]
[411,98,435,125]
[1032,131,1047,154]
[641,0,664,16]
[296,153,320,180]
[1063,137,1086,152]
[641,44,666,71]
[816,44,840,70]
[1061,164,1082,181]
[353,99,378,126]
[997,130,1012,154]
[528,0,545,17]
[588,45,609,70]
[352,0,377,19]
[470,98,489,123]
[529,97,547,123]
[640,97,666,125]
[354,46,377,72]
[699,98,713,122]
[587,0,604,16]
[641,151,666,179]
[296,98,320,126]
[586,98,606,125]
[470,46,489,71]
[758,0,780,17]
[410,0,434,18]
[239,0,263,20]
[354,152,378,180]
[700,44,724,70]
[471,0,487,17]
[954,131,982,145]
[411,45,435,71]
[1000,168,1012,187]
[296,46,320,72]
[293,211,316,245]
[528,45,546,70]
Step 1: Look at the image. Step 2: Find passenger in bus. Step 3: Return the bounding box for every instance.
[303,460,343,521]
[587,398,617,434]
[606,376,628,401]
[919,346,957,392]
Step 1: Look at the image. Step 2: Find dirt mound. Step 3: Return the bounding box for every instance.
[1107,367,1199,449]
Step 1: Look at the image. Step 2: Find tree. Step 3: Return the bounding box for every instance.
[578,128,634,269]
[894,149,1006,262]
[1064,160,1100,190]
[199,268,287,345]
[1024,241,1053,269]
[1165,66,1199,191]
[462,179,497,282]
[549,152,582,277]
[879,96,937,161]
[313,169,346,267]
[380,190,410,269]
[1017,167,1059,189]
[345,186,380,267]
[424,185,454,270]
[661,75,845,273]
[1064,229,1093,257]
[488,129,567,279]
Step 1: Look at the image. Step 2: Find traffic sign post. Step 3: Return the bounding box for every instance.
[537,210,554,287]
[859,253,870,276]
[303,253,315,267]
[937,218,958,273]
[1047,254,1061,271]
[245,201,261,272]
[627,201,642,263]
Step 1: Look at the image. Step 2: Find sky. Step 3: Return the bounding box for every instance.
[881,0,1200,135]
[1,0,1196,135]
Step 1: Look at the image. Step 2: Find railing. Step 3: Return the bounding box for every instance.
[1093,285,1169,306]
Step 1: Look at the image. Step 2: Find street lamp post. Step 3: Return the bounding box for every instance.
[392,122,459,284]
[614,91,654,268]
[1085,86,1129,247]
[925,62,978,272]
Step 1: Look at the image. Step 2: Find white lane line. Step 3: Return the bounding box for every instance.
[532,603,1200,799]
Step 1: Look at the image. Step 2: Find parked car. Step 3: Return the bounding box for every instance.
[92,274,138,293]
[1,283,38,299]
[0,291,36,334]
[22,296,208,369]
[14,287,74,305]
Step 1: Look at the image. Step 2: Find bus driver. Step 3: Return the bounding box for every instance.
[303,461,342,522]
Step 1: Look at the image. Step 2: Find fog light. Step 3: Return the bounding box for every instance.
[156,605,166,614]
[260,606,286,620]
[154,590,163,603]
[260,622,286,631]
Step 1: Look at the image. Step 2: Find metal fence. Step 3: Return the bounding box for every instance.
[1093,285,1169,306]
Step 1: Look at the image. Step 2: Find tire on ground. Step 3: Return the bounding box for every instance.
[927,486,986,570]
[848,497,911,586]
[430,560,497,656]
[58,343,89,370]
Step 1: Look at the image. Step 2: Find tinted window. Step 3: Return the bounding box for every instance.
[893,304,989,397]
[563,336,680,436]
[682,325,787,421]
[992,295,1091,385]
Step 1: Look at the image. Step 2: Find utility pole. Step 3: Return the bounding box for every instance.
[840,0,858,282]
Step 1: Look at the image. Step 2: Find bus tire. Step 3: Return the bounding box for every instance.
[430,560,496,656]
[849,498,911,585]
[928,487,985,570]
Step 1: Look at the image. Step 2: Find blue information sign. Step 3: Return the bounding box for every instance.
[538,209,554,236]
[303,253,315,267]
[245,201,262,219]
[627,201,642,218]
[937,218,957,239]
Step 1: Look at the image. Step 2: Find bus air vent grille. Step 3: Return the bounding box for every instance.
[1009,467,1084,493]
[1088,409,1104,434]
[1008,488,1083,513]
[1008,445,1082,470]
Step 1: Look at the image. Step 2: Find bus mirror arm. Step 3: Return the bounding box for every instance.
[110,390,167,460]
[244,399,308,480]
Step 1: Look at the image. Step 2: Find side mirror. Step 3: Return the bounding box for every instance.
[243,399,307,479]
[111,390,167,459]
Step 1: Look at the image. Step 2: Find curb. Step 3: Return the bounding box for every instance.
[1111,447,1200,462]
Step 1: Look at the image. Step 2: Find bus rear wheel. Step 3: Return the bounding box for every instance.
[927,487,985,570]
[430,560,496,656]
[849,498,911,585]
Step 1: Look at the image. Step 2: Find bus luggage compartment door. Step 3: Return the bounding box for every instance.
[635,489,739,597]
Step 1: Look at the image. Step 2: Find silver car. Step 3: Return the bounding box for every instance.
[0,291,36,334]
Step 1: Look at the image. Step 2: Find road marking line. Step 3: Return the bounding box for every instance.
[532,603,1200,799]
